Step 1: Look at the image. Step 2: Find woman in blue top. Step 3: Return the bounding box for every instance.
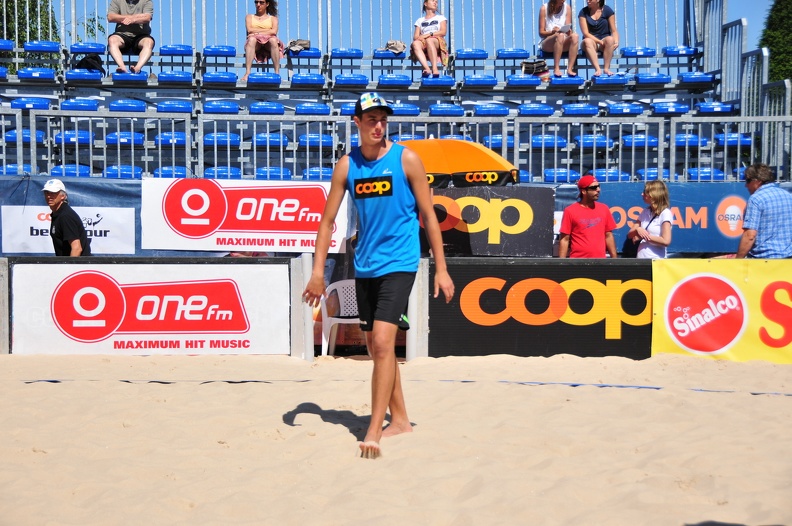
[578,0,619,76]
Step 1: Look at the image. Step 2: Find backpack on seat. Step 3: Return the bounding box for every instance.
[75,53,106,76]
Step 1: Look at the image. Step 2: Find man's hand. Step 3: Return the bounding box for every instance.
[434,270,454,303]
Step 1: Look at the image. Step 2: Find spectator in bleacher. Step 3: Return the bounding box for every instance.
[578,0,619,77]
[538,0,579,77]
[107,0,155,75]
[41,179,91,257]
[410,0,448,78]
[302,92,454,459]
[558,175,617,258]
[241,0,284,81]
[626,180,673,258]
[736,164,792,259]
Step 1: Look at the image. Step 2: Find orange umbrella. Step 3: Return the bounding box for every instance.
[401,138,518,187]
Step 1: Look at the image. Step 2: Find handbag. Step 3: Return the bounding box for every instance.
[521,59,548,75]
[622,214,657,258]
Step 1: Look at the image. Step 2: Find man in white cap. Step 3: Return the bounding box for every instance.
[302,92,454,459]
[42,179,91,256]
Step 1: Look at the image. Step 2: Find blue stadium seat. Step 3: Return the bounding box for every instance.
[154,166,189,178]
[575,134,614,148]
[621,47,657,57]
[636,168,671,180]
[390,103,421,116]
[455,48,488,60]
[518,170,532,183]
[106,132,145,145]
[592,74,629,86]
[295,102,331,115]
[671,133,708,147]
[531,135,567,148]
[439,134,473,141]
[55,130,94,145]
[0,164,36,175]
[636,73,672,84]
[0,67,6,80]
[104,165,143,178]
[349,134,359,147]
[286,47,322,58]
[429,103,465,117]
[290,73,325,87]
[473,104,509,116]
[159,71,193,83]
[155,132,188,146]
[11,97,51,110]
[543,168,580,183]
[4,129,45,144]
[303,167,334,180]
[61,98,99,111]
[687,167,725,181]
[256,166,293,180]
[0,39,13,51]
[562,103,598,116]
[651,102,690,115]
[518,103,554,116]
[250,101,285,114]
[734,167,746,180]
[65,69,103,81]
[679,72,715,84]
[391,134,425,142]
[203,45,236,57]
[483,135,514,149]
[298,134,333,148]
[623,134,659,148]
[463,74,498,88]
[607,102,644,115]
[254,133,289,147]
[550,76,584,87]
[109,99,147,112]
[247,72,282,86]
[377,74,412,88]
[695,102,734,114]
[157,100,193,113]
[334,73,368,87]
[205,166,242,179]
[714,133,752,147]
[330,48,363,60]
[505,74,542,88]
[51,164,92,177]
[204,133,241,147]
[203,71,238,84]
[111,70,148,82]
[591,168,631,182]
[373,49,407,60]
[204,100,240,114]
[495,48,530,59]
[24,40,60,53]
[421,75,455,88]
[160,44,193,56]
[662,46,698,56]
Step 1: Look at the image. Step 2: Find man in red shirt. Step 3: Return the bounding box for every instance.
[558,174,617,258]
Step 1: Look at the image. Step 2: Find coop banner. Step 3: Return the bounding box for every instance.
[429,186,555,257]
[652,259,792,364]
[141,178,350,253]
[11,263,290,355]
[428,260,653,359]
[2,205,136,255]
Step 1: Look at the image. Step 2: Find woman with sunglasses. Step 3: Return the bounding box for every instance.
[627,180,673,258]
[242,0,284,81]
[410,0,448,78]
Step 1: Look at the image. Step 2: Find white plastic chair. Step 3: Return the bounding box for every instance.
[320,279,360,356]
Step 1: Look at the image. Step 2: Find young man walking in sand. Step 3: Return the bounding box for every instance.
[303,92,454,459]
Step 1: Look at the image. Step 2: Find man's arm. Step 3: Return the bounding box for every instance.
[605,231,617,258]
[69,239,83,257]
[558,233,570,258]
[735,228,757,258]
[402,148,454,302]
[107,0,153,25]
[303,156,349,307]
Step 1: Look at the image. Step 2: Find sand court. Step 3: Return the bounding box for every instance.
[0,353,789,525]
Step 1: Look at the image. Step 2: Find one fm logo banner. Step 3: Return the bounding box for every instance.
[665,273,748,355]
[51,271,250,343]
[162,178,328,238]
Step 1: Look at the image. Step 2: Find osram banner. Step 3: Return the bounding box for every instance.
[430,186,554,257]
[11,263,290,355]
[2,206,136,255]
[652,259,792,364]
[141,178,349,253]
[428,259,653,359]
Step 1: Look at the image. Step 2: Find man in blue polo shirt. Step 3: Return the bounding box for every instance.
[736,163,792,259]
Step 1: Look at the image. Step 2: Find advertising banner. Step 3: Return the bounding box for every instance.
[141,178,350,253]
[651,259,792,364]
[430,186,554,257]
[11,263,290,355]
[428,259,653,359]
[2,206,136,255]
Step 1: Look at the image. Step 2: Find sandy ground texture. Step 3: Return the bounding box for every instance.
[0,352,790,526]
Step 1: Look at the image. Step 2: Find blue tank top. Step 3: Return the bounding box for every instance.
[346,143,420,278]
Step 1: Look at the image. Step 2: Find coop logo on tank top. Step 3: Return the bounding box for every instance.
[354,176,393,198]
[664,273,748,355]
[50,270,250,343]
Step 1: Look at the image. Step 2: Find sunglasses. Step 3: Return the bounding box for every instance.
[586,185,600,190]
[254,1,266,4]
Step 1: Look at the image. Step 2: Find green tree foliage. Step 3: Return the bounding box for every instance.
[759,0,792,82]
[0,0,60,73]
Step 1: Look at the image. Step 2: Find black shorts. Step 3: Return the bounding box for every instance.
[356,272,415,331]
[111,32,155,54]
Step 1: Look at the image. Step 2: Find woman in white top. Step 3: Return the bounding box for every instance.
[628,180,673,258]
[538,0,579,77]
[410,0,448,78]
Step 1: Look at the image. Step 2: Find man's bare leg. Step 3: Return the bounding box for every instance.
[360,321,405,459]
[132,38,154,74]
[382,360,412,438]
[108,35,128,73]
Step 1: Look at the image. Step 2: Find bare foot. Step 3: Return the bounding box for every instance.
[116,67,127,74]
[382,421,413,438]
[240,74,249,82]
[359,440,381,459]
[593,70,602,77]
[604,69,614,76]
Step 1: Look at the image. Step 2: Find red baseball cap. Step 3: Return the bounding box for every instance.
[577,174,598,189]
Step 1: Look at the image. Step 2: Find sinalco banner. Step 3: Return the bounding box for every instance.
[652,259,792,364]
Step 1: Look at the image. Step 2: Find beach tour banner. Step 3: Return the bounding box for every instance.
[141,178,350,253]
[10,261,291,355]
[651,259,792,364]
[428,258,653,359]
